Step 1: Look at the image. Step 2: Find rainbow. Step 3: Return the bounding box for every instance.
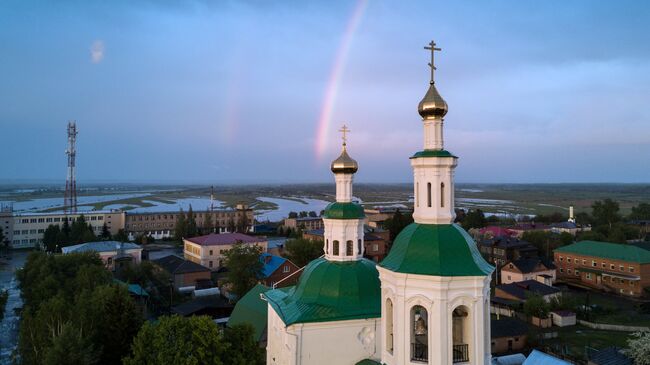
[314,0,369,159]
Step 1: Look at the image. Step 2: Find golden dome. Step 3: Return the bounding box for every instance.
[331,147,358,174]
[418,82,447,119]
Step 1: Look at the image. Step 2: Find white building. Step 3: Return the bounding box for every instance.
[263,40,494,365]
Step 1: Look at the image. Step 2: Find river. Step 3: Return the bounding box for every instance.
[0,250,28,364]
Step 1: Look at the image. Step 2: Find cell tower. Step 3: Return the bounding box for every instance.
[64,121,78,214]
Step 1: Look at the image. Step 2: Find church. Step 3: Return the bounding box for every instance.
[264,41,494,365]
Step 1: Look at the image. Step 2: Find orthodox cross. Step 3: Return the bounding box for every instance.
[339,125,350,147]
[424,40,441,84]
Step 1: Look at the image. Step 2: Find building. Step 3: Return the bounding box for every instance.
[500,258,556,285]
[61,240,141,270]
[8,211,125,249]
[550,310,576,327]
[523,350,571,365]
[508,223,551,238]
[259,253,300,287]
[303,226,390,262]
[152,254,212,290]
[555,240,650,297]
[283,216,324,231]
[263,42,494,365]
[125,205,254,239]
[227,284,269,343]
[183,232,268,269]
[0,204,13,246]
[478,236,538,267]
[364,207,411,229]
[495,280,560,303]
[478,226,515,239]
[490,317,528,354]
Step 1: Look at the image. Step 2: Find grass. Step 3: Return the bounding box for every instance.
[569,290,650,327]
[534,325,631,360]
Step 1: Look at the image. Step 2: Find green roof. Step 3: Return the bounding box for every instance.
[411,149,457,159]
[554,240,650,264]
[227,284,269,341]
[265,257,381,326]
[356,360,383,365]
[379,223,494,276]
[322,202,366,220]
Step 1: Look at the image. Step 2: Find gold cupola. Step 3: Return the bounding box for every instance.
[330,125,358,174]
[418,40,448,119]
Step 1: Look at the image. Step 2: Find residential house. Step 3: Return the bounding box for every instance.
[61,241,141,271]
[152,254,212,290]
[491,317,528,354]
[183,233,268,270]
[508,223,551,238]
[260,253,300,288]
[478,226,515,239]
[283,217,324,231]
[477,236,538,267]
[550,310,576,327]
[495,280,561,303]
[501,257,556,285]
[554,240,650,297]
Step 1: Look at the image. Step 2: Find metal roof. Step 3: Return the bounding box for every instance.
[555,240,650,264]
[62,240,140,254]
[227,284,269,342]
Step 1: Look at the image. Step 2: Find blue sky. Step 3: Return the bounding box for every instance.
[1,0,650,184]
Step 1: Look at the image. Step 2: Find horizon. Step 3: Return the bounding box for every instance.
[2,1,650,183]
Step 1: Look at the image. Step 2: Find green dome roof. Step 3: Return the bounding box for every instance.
[265,257,381,325]
[322,202,365,220]
[380,223,493,276]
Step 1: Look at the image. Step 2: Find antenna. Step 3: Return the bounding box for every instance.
[64,121,78,214]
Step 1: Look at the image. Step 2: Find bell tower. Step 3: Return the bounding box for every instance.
[377,40,494,365]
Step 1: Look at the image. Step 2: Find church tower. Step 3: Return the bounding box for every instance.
[377,41,494,365]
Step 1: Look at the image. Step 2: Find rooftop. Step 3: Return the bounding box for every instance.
[227,284,269,342]
[185,232,264,246]
[497,280,560,300]
[153,255,210,275]
[503,257,555,274]
[61,240,141,254]
[555,240,650,264]
[260,253,290,278]
[491,317,528,338]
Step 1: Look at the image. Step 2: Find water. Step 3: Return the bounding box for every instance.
[0,250,28,363]
[1,193,151,213]
[254,197,331,223]
[127,198,225,213]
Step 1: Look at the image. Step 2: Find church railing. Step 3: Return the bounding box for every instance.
[410,342,428,362]
[453,343,469,363]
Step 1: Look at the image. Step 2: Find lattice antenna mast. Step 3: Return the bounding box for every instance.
[64,121,78,214]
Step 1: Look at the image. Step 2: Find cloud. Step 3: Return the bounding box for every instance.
[90,40,105,63]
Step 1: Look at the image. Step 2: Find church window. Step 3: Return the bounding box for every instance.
[326,239,329,254]
[386,299,394,353]
[440,183,445,207]
[427,183,432,207]
[410,305,428,362]
[452,306,470,363]
[358,239,362,255]
[346,240,353,256]
[333,240,339,256]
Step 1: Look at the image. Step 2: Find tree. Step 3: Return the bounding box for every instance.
[298,211,308,218]
[0,226,5,247]
[223,324,265,365]
[384,209,414,241]
[523,294,550,319]
[123,315,228,365]
[592,199,621,230]
[100,223,110,239]
[186,205,198,237]
[460,209,487,231]
[630,203,650,221]
[204,212,214,234]
[0,290,8,322]
[288,211,298,219]
[67,215,96,245]
[42,322,99,365]
[533,212,566,224]
[223,243,263,299]
[113,229,129,242]
[237,211,249,233]
[43,224,62,252]
[174,209,187,240]
[308,211,317,218]
[285,238,322,267]
[625,331,650,365]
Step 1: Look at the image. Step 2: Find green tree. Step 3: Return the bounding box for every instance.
[592,199,621,230]
[124,315,228,365]
[630,203,650,221]
[68,215,96,245]
[237,211,249,233]
[43,224,62,252]
[100,223,111,239]
[523,294,550,318]
[288,211,298,218]
[384,209,414,241]
[460,209,487,231]
[223,324,265,365]
[174,209,187,240]
[113,229,129,242]
[186,205,198,237]
[0,226,5,247]
[0,290,8,322]
[308,211,317,218]
[625,331,650,365]
[42,322,99,365]
[204,212,214,234]
[223,243,263,299]
[285,238,322,267]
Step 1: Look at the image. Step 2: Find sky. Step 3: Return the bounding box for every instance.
[1,0,650,184]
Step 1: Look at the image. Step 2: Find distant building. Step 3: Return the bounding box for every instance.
[183,232,268,269]
[495,280,560,303]
[508,223,551,238]
[7,211,125,249]
[61,240,141,270]
[283,216,323,231]
[490,317,528,354]
[478,226,515,239]
[500,257,556,285]
[259,253,300,287]
[152,254,212,290]
[554,240,650,297]
[550,310,576,327]
[125,205,254,239]
[302,226,390,262]
[363,207,410,229]
[477,236,538,267]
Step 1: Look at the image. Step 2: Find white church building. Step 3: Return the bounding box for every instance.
[263,41,494,365]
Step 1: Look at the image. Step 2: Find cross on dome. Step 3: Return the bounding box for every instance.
[424,40,441,84]
[339,124,350,147]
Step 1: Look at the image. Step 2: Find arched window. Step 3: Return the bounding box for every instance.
[452,306,470,363]
[427,183,432,207]
[386,298,394,353]
[325,239,329,254]
[440,182,445,208]
[411,305,428,362]
[346,240,353,256]
[358,239,362,256]
[333,240,339,256]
